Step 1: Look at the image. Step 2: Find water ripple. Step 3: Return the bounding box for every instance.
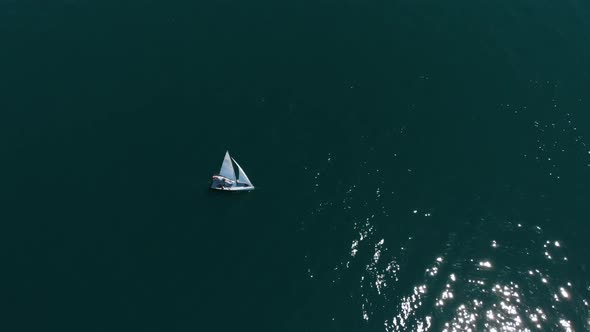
[303,150,590,331]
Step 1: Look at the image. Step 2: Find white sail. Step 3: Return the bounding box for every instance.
[232,158,253,186]
[218,151,236,181]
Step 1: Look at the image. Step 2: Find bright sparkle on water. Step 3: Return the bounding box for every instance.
[560,287,570,299]
[479,261,493,269]
[310,208,589,331]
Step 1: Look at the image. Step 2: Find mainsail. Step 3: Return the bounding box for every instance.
[218,151,236,181]
[232,158,253,186]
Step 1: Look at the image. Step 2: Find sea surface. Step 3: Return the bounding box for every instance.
[2,0,590,331]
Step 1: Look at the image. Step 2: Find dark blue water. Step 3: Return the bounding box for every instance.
[2,0,590,331]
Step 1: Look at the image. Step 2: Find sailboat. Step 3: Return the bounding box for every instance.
[210,151,255,191]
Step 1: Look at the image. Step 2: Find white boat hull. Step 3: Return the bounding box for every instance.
[210,176,254,191]
[211,185,255,192]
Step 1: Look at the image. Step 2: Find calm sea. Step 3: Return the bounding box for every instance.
[2,0,590,331]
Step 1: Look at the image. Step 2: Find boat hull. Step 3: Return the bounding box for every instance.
[210,176,254,191]
[210,186,255,192]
